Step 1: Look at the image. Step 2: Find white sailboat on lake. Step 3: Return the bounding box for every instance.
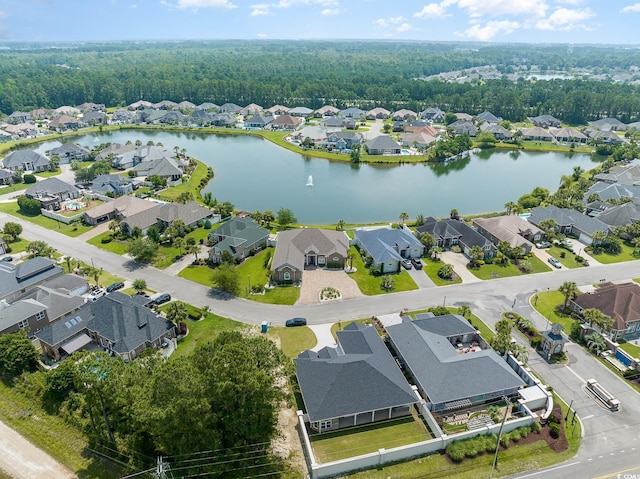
[306,175,313,187]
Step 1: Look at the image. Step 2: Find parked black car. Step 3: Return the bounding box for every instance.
[411,258,423,269]
[285,317,307,327]
[153,293,172,305]
[106,281,125,292]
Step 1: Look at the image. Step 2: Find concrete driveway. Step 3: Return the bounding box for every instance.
[296,269,364,305]
[440,251,480,283]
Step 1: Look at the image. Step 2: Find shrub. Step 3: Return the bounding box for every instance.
[533,421,542,434]
[437,263,453,279]
[446,442,466,462]
[450,245,462,253]
[23,174,37,184]
[203,219,212,229]
[530,337,542,349]
[101,234,113,244]
[549,422,560,439]
[500,434,510,448]
[251,284,265,294]
[559,251,566,258]
[575,255,584,263]
[188,310,202,320]
[197,220,203,227]
[17,195,42,215]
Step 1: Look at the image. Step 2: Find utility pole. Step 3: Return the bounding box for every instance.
[489,396,510,479]
[155,456,169,479]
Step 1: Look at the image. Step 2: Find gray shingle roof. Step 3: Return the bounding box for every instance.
[2,149,50,169]
[295,323,416,422]
[0,299,46,332]
[25,177,79,198]
[13,284,84,322]
[35,292,174,355]
[354,228,422,264]
[529,205,610,236]
[364,135,402,151]
[596,202,640,228]
[272,229,349,272]
[0,257,63,300]
[386,316,524,407]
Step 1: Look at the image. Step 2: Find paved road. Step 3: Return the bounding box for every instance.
[0,420,75,479]
[4,211,640,479]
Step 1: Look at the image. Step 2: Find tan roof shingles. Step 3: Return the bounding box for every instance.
[573,282,640,332]
[83,195,158,221]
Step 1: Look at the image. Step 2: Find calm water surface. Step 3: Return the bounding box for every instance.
[31,130,602,224]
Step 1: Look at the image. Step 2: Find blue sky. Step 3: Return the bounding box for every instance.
[2,0,640,44]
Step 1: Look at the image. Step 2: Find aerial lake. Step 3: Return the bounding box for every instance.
[31,130,602,224]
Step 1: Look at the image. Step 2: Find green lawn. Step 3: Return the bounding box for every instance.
[532,291,577,333]
[468,255,550,280]
[0,378,120,479]
[34,168,62,178]
[590,242,638,264]
[178,250,300,305]
[348,247,418,295]
[121,286,156,296]
[546,245,583,269]
[618,340,640,359]
[0,182,30,195]
[156,161,210,203]
[6,237,29,253]
[422,258,462,286]
[0,202,93,237]
[267,326,317,358]
[311,417,431,463]
[168,310,245,358]
[87,232,131,255]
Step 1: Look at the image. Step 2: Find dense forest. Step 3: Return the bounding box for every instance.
[2,40,640,123]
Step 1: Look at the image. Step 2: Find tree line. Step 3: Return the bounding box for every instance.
[2,41,640,124]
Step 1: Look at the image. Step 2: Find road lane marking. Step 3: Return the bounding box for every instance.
[593,465,640,479]
[565,365,586,383]
[582,414,594,420]
[515,461,580,478]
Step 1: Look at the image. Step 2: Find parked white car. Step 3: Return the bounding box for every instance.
[87,288,106,302]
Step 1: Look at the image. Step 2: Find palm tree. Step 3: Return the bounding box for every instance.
[414,214,425,227]
[336,219,346,231]
[558,281,579,311]
[591,230,607,247]
[399,212,409,226]
[504,201,518,215]
[585,332,607,354]
[132,279,147,294]
[174,237,185,257]
[450,208,459,220]
[457,305,471,318]
[468,245,484,267]
[165,301,188,331]
[108,220,119,236]
[188,244,200,262]
[263,210,275,228]
[430,245,443,261]
[510,343,529,364]
[582,308,613,333]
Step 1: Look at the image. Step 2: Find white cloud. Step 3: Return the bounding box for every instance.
[257,33,268,38]
[276,0,337,7]
[621,3,640,12]
[536,7,595,30]
[397,22,412,32]
[375,18,388,27]
[177,0,237,9]
[131,3,138,8]
[460,20,519,40]
[388,16,405,24]
[556,0,583,4]
[250,3,271,15]
[321,8,340,14]
[376,16,408,28]
[445,0,548,19]
[413,3,448,18]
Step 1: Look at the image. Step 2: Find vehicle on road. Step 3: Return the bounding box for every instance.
[411,258,423,269]
[561,239,574,249]
[88,288,107,302]
[285,317,307,327]
[548,257,562,269]
[0,256,13,262]
[401,259,412,270]
[535,241,551,249]
[153,293,171,305]
[106,281,125,292]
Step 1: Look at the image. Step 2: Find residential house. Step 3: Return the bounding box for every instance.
[0,257,64,302]
[6,111,32,125]
[365,107,390,120]
[2,123,40,138]
[528,114,561,128]
[454,113,473,121]
[96,143,137,166]
[386,314,524,413]
[83,195,158,226]
[529,205,610,244]
[152,100,177,110]
[588,118,628,131]
[91,174,135,196]
[584,129,622,145]
[76,102,105,112]
[288,107,314,118]
[136,109,167,124]
[338,107,366,119]
[53,106,80,117]
[314,105,340,117]
[571,282,640,342]
[0,299,48,336]
[190,109,214,126]
[35,292,175,362]
[416,217,497,258]
[177,101,196,111]
[392,109,417,121]
[49,143,90,163]
[354,228,423,273]
[477,111,502,124]
[157,110,186,125]
[449,119,477,136]
[122,201,213,236]
[584,182,640,206]
[294,126,332,145]
[326,131,364,150]
[270,114,302,131]
[593,161,640,186]
[49,115,81,132]
[196,102,218,111]
[25,177,80,210]
[420,107,445,123]
[245,115,274,129]
[111,109,137,124]
[473,216,544,255]
[208,217,269,264]
[133,156,184,181]
[128,100,153,110]
[267,105,290,116]
[210,112,236,127]
[321,116,347,128]
[81,111,107,126]
[2,149,51,172]
[399,131,437,149]
[240,103,263,116]
[30,109,51,120]
[0,129,12,142]
[364,135,401,155]
[594,203,640,228]
[295,322,417,433]
[550,127,588,144]
[271,228,349,284]
[0,169,14,185]
[521,126,553,141]
[478,123,512,140]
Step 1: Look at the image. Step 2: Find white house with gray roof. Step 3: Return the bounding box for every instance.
[386,314,524,413]
[208,217,269,264]
[364,135,402,155]
[0,257,64,302]
[295,322,417,433]
[2,149,51,172]
[354,228,423,273]
[529,205,610,244]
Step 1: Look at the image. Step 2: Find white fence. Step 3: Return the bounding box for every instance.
[40,208,84,224]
